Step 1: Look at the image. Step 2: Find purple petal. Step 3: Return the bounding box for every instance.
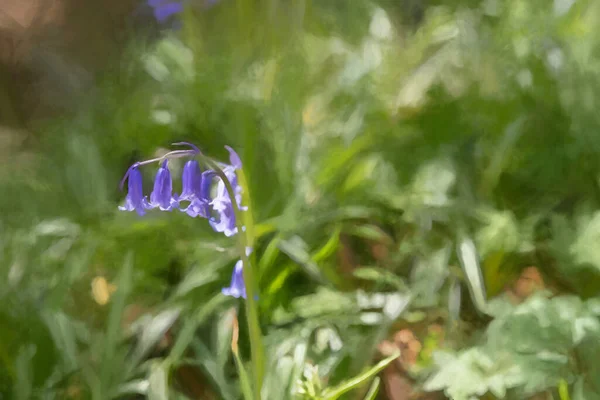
[222,260,246,299]
[180,197,210,218]
[119,166,148,216]
[178,169,215,218]
[209,201,238,237]
[148,160,179,211]
[179,160,202,202]
[153,2,183,23]
[225,145,242,169]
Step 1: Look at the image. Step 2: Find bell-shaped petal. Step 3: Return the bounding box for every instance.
[148,0,184,23]
[183,198,206,218]
[119,166,148,216]
[209,200,237,236]
[148,160,179,211]
[222,260,246,299]
[180,169,215,218]
[208,147,250,235]
[179,160,202,202]
[225,145,242,169]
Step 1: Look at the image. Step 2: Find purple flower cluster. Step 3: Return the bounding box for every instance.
[119,144,250,299]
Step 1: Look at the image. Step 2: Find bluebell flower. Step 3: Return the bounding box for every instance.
[182,170,216,218]
[118,143,246,231]
[179,160,202,202]
[147,160,179,211]
[222,247,253,299]
[119,166,149,216]
[225,145,242,169]
[147,0,184,23]
[222,259,246,298]
[209,146,247,236]
[209,200,237,236]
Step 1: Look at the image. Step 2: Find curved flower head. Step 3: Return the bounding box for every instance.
[119,166,148,216]
[148,160,179,211]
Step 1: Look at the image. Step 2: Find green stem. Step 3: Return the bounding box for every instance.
[200,155,265,400]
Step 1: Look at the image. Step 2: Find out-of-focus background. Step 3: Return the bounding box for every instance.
[2,0,600,399]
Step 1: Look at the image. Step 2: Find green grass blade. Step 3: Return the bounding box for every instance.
[363,377,381,400]
[98,252,133,399]
[321,352,399,400]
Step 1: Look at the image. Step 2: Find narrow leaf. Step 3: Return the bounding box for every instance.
[457,237,487,313]
[233,350,254,400]
[100,252,133,394]
[322,352,399,400]
[148,362,169,400]
[133,307,181,364]
[363,377,381,400]
[169,295,227,363]
[279,236,326,283]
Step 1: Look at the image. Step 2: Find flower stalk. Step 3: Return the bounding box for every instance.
[118,144,265,399]
[199,154,265,399]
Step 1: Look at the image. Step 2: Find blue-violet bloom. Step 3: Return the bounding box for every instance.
[210,146,247,236]
[222,247,252,299]
[182,170,215,218]
[119,166,149,216]
[222,259,246,298]
[147,0,184,23]
[148,160,179,211]
[209,200,237,236]
[179,160,202,202]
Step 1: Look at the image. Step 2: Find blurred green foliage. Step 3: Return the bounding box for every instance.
[3,0,600,399]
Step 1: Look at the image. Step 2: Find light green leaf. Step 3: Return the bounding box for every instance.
[116,379,149,397]
[41,310,78,373]
[168,295,226,363]
[475,209,520,257]
[571,211,600,272]
[233,350,254,400]
[279,236,326,284]
[216,308,236,370]
[174,261,221,297]
[411,245,451,307]
[188,338,237,400]
[14,344,35,400]
[457,237,487,313]
[133,307,181,364]
[321,352,399,400]
[99,253,133,396]
[148,362,169,400]
[363,377,381,400]
[354,267,409,291]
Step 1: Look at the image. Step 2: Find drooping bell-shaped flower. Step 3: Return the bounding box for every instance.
[222,259,246,299]
[179,160,202,202]
[147,0,184,23]
[209,146,248,235]
[222,247,253,299]
[119,166,149,216]
[181,169,215,218]
[209,200,237,236]
[148,160,179,211]
[225,145,242,169]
